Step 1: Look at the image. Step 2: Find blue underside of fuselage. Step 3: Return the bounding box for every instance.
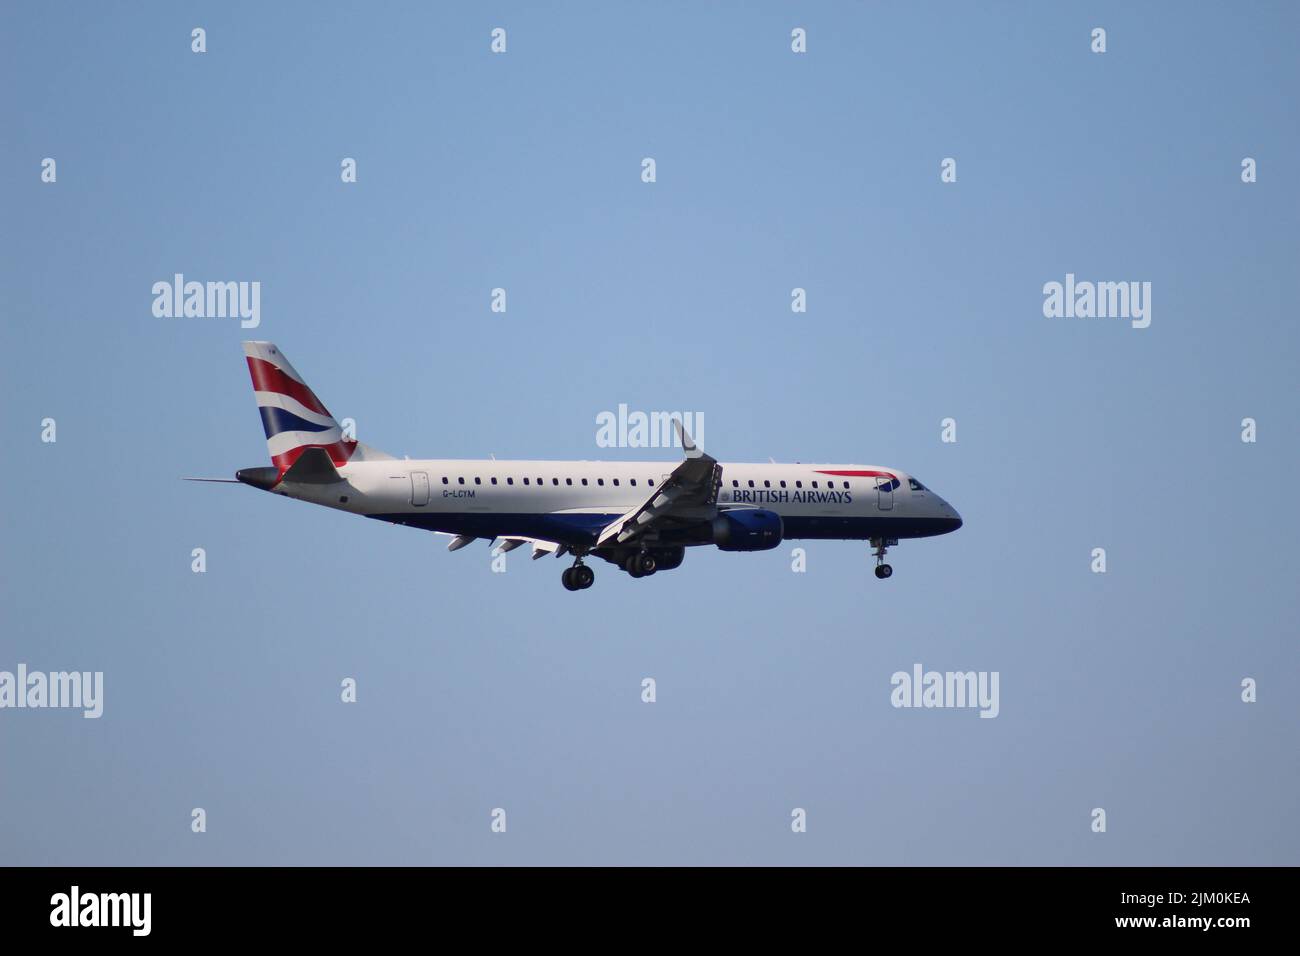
[368,511,961,546]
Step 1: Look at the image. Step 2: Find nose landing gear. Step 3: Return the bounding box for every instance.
[870,537,896,580]
[562,561,595,591]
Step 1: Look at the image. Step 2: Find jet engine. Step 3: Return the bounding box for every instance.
[712,509,783,551]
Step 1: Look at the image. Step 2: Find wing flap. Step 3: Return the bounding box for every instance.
[596,420,721,547]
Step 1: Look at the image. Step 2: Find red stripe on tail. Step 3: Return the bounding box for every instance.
[246,357,332,417]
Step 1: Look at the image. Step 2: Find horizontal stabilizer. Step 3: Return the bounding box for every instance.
[280,447,341,484]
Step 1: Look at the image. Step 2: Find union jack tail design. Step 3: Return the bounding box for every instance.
[243,341,359,475]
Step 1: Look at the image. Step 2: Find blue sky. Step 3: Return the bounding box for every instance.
[2,1,1297,864]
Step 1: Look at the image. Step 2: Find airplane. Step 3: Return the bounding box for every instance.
[190,342,962,591]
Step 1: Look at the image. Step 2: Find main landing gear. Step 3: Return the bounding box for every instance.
[871,537,896,580]
[562,561,595,591]
[624,551,657,578]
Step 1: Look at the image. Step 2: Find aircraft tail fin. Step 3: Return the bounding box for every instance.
[242,341,393,475]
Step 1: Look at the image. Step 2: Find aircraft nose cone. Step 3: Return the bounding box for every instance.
[939,502,962,533]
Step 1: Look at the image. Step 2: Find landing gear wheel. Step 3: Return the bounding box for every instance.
[573,564,595,589]
[624,555,644,578]
[870,537,894,580]
[562,567,579,591]
[636,552,657,576]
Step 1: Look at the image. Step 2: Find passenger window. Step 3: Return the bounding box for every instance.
[491,477,498,485]
[795,481,802,488]
[748,480,755,488]
[442,477,449,485]
[507,477,513,485]
[458,477,465,485]
[552,478,559,486]
[474,477,481,485]
[597,478,604,486]
[582,478,588,486]
[613,479,619,486]
[523,478,530,485]
[631,479,637,487]
[811,481,818,488]
[648,479,655,486]
[566,478,573,486]
[764,480,771,488]
[780,481,786,488]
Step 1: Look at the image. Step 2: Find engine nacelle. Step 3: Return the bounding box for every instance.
[712,509,783,551]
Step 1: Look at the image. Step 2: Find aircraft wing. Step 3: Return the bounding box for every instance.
[595,420,721,548]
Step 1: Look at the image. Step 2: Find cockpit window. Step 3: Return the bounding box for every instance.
[908,478,927,492]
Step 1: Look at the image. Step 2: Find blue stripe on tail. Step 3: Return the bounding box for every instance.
[258,406,334,438]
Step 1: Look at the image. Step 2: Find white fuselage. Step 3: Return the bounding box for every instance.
[272,458,962,547]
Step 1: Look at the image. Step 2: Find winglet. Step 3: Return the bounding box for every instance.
[673,419,705,460]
